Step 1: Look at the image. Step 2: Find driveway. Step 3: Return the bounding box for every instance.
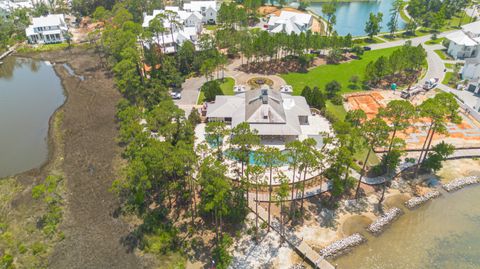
[175,57,286,113]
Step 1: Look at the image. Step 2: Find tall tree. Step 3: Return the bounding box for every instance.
[365,12,383,40]
[322,0,337,36]
[298,138,318,212]
[355,117,390,199]
[205,121,230,160]
[257,147,285,231]
[415,93,461,176]
[199,156,231,243]
[246,164,266,240]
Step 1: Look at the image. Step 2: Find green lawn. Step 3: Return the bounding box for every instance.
[352,36,385,46]
[205,25,218,31]
[425,37,445,45]
[197,77,235,104]
[281,46,399,96]
[442,72,454,86]
[434,49,452,60]
[439,11,473,32]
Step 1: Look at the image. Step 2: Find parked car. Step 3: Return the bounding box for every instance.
[171,92,182,100]
[363,46,372,51]
[423,78,439,90]
[400,86,423,99]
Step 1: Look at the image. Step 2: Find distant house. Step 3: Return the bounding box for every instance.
[183,1,217,24]
[25,14,69,44]
[446,21,480,60]
[206,86,326,144]
[267,11,313,35]
[462,52,480,94]
[142,6,203,33]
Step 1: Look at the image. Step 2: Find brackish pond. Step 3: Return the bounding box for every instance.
[0,57,65,178]
[334,186,480,269]
[309,0,406,36]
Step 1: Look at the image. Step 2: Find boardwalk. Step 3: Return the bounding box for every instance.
[247,198,335,269]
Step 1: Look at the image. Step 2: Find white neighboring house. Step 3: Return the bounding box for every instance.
[446,21,480,60]
[145,27,199,54]
[183,1,217,24]
[142,7,203,33]
[267,11,312,35]
[142,5,209,53]
[462,51,480,94]
[25,14,69,44]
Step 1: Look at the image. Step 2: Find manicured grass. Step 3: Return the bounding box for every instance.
[439,11,473,32]
[197,77,235,104]
[205,25,218,31]
[444,63,453,69]
[434,49,452,60]
[325,101,347,121]
[352,36,385,46]
[425,37,445,45]
[219,77,235,95]
[281,46,399,96]
[442,72,454,86]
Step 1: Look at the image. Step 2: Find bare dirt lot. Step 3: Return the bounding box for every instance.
[22,48,144,269]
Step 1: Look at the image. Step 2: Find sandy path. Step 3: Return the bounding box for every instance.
[27,48,143,269]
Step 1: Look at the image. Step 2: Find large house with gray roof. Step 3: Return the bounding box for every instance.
[206,86,326,143]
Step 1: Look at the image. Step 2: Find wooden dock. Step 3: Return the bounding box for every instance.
[248,198,335,269]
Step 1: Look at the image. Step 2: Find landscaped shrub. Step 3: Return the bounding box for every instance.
[331,94,343,105]
[202,80,223,102]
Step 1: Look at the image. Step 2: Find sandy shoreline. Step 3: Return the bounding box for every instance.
[232,159,480,268]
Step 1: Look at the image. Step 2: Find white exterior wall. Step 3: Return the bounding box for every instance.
[463,62,480,80]
[203,6,216,24]
[447,42,477,59]
[185,14,202,32]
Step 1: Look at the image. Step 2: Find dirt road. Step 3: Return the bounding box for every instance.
[26,48,143,269]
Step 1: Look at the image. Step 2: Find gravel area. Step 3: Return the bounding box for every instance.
[319,233,366,259]
[442,176,480,192]
[405,190,441,209]
[367,208,403,235]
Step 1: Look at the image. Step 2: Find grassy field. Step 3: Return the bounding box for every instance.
[425,37,445,45]
[352,36,385,46]
[281,46,399,96]
[442,72,454,86]
[197,77,235,104]
[434,49,452,60]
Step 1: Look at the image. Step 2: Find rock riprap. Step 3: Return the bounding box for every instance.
[405,190,441,209]
[319,233,366,259]
[367,208,403,235]
[442,176,479,192]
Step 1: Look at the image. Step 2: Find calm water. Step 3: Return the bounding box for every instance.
[335,186,480,269]
[0,57,65,178]
[309,0,406,36]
